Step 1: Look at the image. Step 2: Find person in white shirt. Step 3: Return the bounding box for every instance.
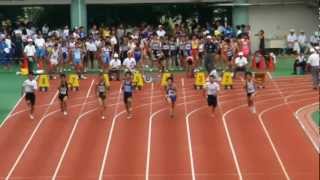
[287,29,297,54]
[156,25,166,37]
[310,31,320,47]
[109,53,122,80]
[24,38,36,72]
[298,30,307,53]
[307,48,320,89]
[86,38,98,69]
[21,72,38,119]
[233,52,248,79]
[204,75,220,117]
[122,51,136,72]
[34,33,46,68]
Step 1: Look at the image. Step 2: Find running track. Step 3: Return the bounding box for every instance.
[0,75,318,180]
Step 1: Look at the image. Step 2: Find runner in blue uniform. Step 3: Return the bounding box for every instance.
[122,72,134,119]
[165,77,177,118]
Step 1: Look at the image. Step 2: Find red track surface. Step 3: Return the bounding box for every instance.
[0,75,319,180]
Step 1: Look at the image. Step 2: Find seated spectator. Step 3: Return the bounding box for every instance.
[233,52,248,79]
[109,53,122,80]
[293,53,306,74]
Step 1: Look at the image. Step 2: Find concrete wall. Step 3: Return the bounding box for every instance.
[248,4,318,52]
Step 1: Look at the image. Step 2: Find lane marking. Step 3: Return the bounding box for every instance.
[294,103,320,153]
[222,93,315,180]
[51,80,95,180]
[145,83,154,180]
[98,84,123,180]
[5,90,59,180]
[182,78,196,180]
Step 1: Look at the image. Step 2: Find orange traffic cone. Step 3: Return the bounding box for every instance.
[268,56,275,71]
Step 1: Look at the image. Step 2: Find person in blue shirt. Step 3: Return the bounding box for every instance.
[0,35,10,69]
[122,71,134,119]
[165,76,177,118]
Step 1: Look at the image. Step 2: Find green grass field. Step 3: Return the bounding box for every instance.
[312,111,319,126]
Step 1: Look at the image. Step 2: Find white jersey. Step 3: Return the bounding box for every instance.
[23,79,37,93]
[246,80,256,94]
[205,82,220,96]
[123,57,136,71]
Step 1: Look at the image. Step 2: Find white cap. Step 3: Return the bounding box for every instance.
[206,35,212,39]
[113,53,119,58]
[310,48,315,53]
[27,38,33,42]
[315,46,320,50]
[238,52,244,56]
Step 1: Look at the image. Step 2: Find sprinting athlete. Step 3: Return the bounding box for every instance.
[165,76,177,118]
[96,73,108,119]
[122,71,134,119]
[58,74,69,115]
[204,75,220,117]
[244,72,257,114]
[21,72,38,119]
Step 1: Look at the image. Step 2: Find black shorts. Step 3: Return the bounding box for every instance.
[247,92,254,97]
[99,93,106,100]
[59,94,68,101]
[207,95,217,107]
[123,92,132,104]
[25,93,36,106]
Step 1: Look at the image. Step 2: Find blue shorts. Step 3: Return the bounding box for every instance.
[103,56,110,65]
[36,48,46,58]
[168,95,177,103]
[73,58,81,65]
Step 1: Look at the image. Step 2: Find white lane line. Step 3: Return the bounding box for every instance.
[182,78,196,180]
[0,94,24,128]
[5,90,59,180]
[145,83,154,180]
[51,80,95,180]
[222,94,315,180]
[98,84,123,180]
[294,103,320,153]
[0,76,41,128]
[258,107,291,180]
[222,106,244,180]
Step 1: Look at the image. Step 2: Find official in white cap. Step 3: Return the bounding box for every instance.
[287,29,297,54]
[233,51,248,79]
[109,53,121,80]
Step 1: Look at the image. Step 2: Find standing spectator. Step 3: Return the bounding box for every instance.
[24,38,36,72]
[257,30,265,55]
[287,29,297,54]
[34,32,46,69]
[204,35,218,73]
[42,24,49,38]
[86,37,98,69]
[307,48,320,90]
[310,31,319,47]
[0,34,9,69]
[156,25,166,37]
[233,52,248,79]
[298,30,307,53]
